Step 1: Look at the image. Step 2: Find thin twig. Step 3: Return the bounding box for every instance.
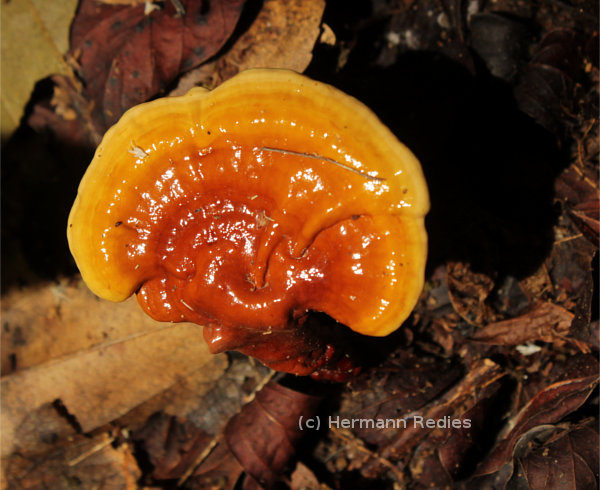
[68,436,115,466]
[177,369,277,485]
[177,434,222,486]
[259,147,386,182]
[554,233,583,245]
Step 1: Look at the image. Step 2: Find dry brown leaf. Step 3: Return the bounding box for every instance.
[362,358,505,476]
[216,0,325,82]
[172,0,325,94]
[446,261,497,326]
[512,420,599,489]
[2,277,189,373]
[1,279,227,460]
[470,301,574,346]
[4,432,140,489]
[1,322,226,459]
[518,263,554,301]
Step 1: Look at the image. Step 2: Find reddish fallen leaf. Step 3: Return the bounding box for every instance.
[70,0,245,132]
[474,373,599,478]
[569,198,600,244]
[510,419,599,489]
[131,358,276,488]
[512,354,599,415]
[408,370,506,487]
[225,382,322,489]
[470,301,574,346]
[172,0,326,95]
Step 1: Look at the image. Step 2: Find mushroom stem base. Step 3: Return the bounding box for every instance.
[203,312,363,382]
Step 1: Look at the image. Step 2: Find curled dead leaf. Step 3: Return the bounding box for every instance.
[474,373,599,478]
[70,0,245,131]
[446,261,497,326]
[470,301,575,347]
[215,0,325,82]
[509,419,599,489]
[174,0,326,93]
[225,382,322,488]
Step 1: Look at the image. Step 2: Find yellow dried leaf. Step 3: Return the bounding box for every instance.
[1,0,78,136]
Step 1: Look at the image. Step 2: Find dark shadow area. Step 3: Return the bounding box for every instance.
[454,375,515,480]
[296,310,416,380]
[1,77,95,290]
[307,49,565,281]
[1,3,566,323]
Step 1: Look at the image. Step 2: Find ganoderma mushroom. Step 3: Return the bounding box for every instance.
[67,69,429,380]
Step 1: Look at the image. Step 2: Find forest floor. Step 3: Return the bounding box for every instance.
[1,0,598,488]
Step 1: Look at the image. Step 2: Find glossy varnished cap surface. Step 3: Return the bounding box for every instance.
[68,69,429,339]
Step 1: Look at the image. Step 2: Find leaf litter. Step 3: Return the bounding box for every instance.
[1,0,598,488]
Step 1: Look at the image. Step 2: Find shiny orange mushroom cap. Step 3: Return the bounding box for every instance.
[67,69,429,378]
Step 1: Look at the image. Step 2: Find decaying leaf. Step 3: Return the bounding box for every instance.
[470,418,599,489]
[2,278,170,372]
[5,432,140,490]
[512,354,599,413]
[470,300,574,347]
[133,413,214,481]
[173,0,326,93]
[1,279,226,462]
[69,0,245,131]
[375,359,504,466]
[514,28,586,139]
[446,261,497,326]
[569,198,600,243]
[407,367,507,487]
[187,435,244,490]
[215,0,326,82]
[225,382,322,488]
[0,0,78,136]
[474,372,599,479]
[555,154,600,246]
[134,381,322,488]
[338,349,463,448]
[334,358,505,482]
[509,419,599,489]
[290,461,329,490]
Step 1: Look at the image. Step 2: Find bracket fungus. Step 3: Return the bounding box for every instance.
[67,69,429,380]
